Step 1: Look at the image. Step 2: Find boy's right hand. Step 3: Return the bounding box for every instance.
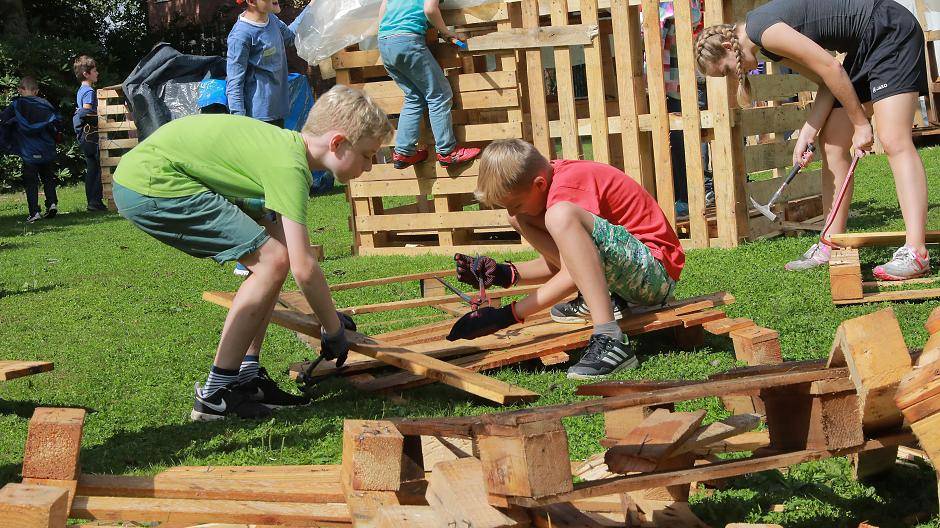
[454,254,518,289]
[320,328,350,368]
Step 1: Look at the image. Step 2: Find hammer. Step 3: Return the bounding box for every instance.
[749,144,815,222]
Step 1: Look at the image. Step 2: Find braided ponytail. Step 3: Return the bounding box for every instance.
[695,23,753,107]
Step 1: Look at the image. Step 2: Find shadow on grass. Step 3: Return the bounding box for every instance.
[0,284,60,299]
[849,199,940,232]
[0,210,123,239]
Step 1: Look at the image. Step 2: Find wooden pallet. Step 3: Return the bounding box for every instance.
[95,85,138,211]
[828,231,940,305]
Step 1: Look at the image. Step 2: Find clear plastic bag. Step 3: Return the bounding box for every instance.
[294,0,502,64]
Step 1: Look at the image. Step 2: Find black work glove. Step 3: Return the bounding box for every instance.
[320,328,350,368]
[447,303,522,341]
[454,253,518,289]
[337,311,357,332]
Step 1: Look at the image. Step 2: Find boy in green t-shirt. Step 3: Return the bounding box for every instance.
[112,85,393,421]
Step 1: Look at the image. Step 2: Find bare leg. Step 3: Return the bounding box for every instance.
[242,216,285,360]
[873,92,928,256]
[541,202,613,325]
[214,235,290,370]
[510,214,561,283]
[819,107,855,235]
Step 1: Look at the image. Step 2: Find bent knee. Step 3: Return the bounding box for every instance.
[544,201,586,232]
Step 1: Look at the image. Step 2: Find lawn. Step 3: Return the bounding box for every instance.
[2,148,940,527]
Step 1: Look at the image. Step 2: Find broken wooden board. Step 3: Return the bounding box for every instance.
[0,360,53,381]
[203,291,538,405]
[605,409,706,473]
[426,458,528,528]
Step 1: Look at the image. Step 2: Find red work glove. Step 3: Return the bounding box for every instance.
[446,302,523,341]
[454,254,519,289]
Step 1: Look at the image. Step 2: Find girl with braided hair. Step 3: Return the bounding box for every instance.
[696,0,930,280]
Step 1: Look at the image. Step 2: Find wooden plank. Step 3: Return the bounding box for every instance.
[531,503,623,527]
[468,24,596,50]
[745,138,798,172]
[702,317,754,335]
[357,242,533,257]
[395,366,847,438]
[329,270,456,291]
[829,249,864,302]
[23,408,85,481]
[611,0,654,189]
[834,287,940,305]
[521,0,552,157]
[374,88,518,114]
[356,210,512,232]
[730,326,782,366]
[581,0,610,163]
[505,434,913,507]
[828,308,913,432]
[77,466,345,503]
[551,0,581,159]
[740,104,811,136]
[426,458,524,527]
[749,74,817,101]
[829,230,940,248]
[70,495,351,525]
[442,3,509,25]
[605,409,706,473]
[673,413,762,456]
[895,361,940,411]
[376,505,448,528]
[674,0,708,246]
[0,483,68,528]
[202,292,539,405]
[342,420,420,491]
[0,360,53,381]
[294,285,540,315]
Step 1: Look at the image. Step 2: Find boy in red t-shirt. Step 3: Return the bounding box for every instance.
[447,139,685,379]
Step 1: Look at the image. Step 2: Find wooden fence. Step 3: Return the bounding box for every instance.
[96,85,139,210]
[335,0,822,255]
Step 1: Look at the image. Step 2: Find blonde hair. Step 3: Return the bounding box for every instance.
[73,55,97,82]
[695,24,752,107]
[302,84,393,145]
[476,139,551,207]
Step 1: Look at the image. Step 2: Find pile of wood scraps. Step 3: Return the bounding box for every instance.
[202,269,748,405]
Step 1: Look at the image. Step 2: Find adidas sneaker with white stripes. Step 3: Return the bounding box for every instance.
[566,333,639,379]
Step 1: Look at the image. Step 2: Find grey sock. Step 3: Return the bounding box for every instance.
[593,320,623,341]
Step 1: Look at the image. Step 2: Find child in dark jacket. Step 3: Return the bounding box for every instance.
[0,76,62,223]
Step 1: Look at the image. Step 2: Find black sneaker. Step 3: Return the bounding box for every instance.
[550,292,630,324]
[190,382,273,421]
[243,367,311,408]
[566,334,639,380]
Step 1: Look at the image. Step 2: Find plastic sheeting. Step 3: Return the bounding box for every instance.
[162,81,202,120]
[294,0,501,64]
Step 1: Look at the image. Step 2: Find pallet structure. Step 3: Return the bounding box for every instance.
[330,0,824,256]
[95,85,138,210]
[5,308,940,526]
[201,268,764,405]
[828,231,940,305]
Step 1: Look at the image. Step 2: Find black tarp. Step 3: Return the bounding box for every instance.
[122,43,225,140]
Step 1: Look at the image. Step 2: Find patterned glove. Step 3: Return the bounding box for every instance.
[454,253,519,289]
[446,303,523,341]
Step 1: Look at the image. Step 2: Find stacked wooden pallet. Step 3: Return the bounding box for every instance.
[203,269,744,405]
[828,231,940,305]
[95,85,138,210]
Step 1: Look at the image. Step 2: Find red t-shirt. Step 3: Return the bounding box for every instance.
[545,160,685,281]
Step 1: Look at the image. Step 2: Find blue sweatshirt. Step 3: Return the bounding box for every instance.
[226,5,310,121]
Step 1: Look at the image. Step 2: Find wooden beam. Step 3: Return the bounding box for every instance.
[467,24,597,50]
[477,419,573,500]
[0,360,54,381]
[426,458,526,527]
[22,408,86,481]
[605,409,706,473]
[342,420,422,491]
[504,434,913,508]
[0,483,68,528]
[394,366,848,437]
[829,230,940,248]
[203,292,539,405]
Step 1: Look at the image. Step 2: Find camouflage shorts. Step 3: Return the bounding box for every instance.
[591,215,676,306]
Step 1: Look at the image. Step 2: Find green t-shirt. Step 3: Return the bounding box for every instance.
[378,0,428,37]
[113,114,312,225]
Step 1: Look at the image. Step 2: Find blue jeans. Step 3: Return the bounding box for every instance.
[379,34,456,156]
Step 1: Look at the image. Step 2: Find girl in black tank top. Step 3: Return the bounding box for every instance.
[694,0,930,281]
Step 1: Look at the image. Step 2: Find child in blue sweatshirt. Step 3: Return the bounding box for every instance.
[378,0,481,169]
[0,77,62,223]
[226,0,312,127]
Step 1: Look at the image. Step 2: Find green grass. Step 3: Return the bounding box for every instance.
[2,149,940,526]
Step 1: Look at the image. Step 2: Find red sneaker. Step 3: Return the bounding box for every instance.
[392,149,428,169]
[437,146,481,167]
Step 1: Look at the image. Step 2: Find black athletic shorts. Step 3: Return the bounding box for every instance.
[835,0,928,107]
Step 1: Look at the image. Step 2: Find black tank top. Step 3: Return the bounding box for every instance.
[745,0,876,61]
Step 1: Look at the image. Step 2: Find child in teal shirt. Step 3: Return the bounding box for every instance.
[377,0,480,168]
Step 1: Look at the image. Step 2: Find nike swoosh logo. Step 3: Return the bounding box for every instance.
[199,396,227,413]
